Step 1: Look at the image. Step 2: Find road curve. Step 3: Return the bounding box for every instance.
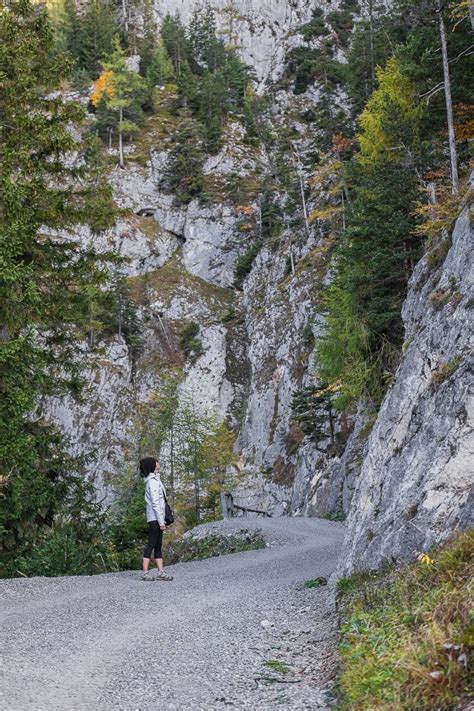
[1,517,344,710]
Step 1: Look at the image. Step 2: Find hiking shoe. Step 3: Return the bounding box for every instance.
[141,570,156,581]
[156,570,173,581]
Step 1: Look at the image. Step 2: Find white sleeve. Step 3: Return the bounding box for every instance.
[149,479,165,525]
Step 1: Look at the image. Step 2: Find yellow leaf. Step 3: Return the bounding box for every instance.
[416,552,435,566]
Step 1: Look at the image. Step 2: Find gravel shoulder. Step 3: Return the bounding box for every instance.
[1,516,344,710]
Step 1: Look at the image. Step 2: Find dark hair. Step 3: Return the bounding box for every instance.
[139,457,157,477]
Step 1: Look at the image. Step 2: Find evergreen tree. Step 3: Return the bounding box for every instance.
[198,70,227,153]
[107,272,142,357]
[176,59,199,111]
[178,401,234,523]
[92,40,147,167]
[161,13,187,77]
[45,0,70,56]
[0,0,115,570]
[137,0,157,77]
[78,0,119,78]
[132,372,181,508]
[291,384,337,450]
[146,39,174,89]
[222,52,254,110]
[187,5,226,73]
[162,117,206,204]
[63,0,82,66]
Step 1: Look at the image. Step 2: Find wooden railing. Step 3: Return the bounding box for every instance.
[220,492,271,519]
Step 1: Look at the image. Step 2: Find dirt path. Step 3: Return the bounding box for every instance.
[1,517,344,710]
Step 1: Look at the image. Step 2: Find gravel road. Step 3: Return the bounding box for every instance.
[1,516,344,710]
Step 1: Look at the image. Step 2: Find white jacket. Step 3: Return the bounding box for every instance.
[144,473,166,525]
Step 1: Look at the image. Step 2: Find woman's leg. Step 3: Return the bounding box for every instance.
[153,528,164,572]
[143,521,160,571]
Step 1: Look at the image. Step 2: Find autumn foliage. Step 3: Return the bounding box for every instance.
[91,69,115,107]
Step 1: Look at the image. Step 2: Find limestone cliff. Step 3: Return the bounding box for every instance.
[338,200,473,573]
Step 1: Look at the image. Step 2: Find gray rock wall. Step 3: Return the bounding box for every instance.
[338,202,474,574]
[153,0,315,84]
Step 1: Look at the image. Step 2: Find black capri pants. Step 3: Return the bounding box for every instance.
[144,521,163,559]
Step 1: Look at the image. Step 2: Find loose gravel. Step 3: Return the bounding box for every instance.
[1,516,344,710]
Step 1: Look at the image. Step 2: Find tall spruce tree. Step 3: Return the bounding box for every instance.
[78,0,119,77]
[0,0,115,570]
[163,117,206,203]
[161,13,187,77]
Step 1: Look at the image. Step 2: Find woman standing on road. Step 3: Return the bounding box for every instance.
[140,457,173,581]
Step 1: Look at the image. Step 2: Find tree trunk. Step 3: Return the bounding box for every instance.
[194,465,200,523]
[190,427,200,522]
[293,150,310,238]
[289,241,295,275]
[118,107,125,169]
[328,406,335,447]
[121,0,128,34]
[169,423,175,510]
[438,3,459,194]
[298,170,310,238]
[368,0,375,87]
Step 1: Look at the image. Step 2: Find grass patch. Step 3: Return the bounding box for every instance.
[321,511,346,522]
[128,254,232,315]
[430,357,462,388]
[303,576,328,588]
[264,660,291,674]
[336,530,474,710]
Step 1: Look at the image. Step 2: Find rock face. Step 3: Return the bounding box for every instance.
[338,202,474,574]
[153,0,315,84]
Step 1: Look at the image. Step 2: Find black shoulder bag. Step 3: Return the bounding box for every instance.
[164,495,175,526]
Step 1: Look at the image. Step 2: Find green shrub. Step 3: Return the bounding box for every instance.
[235,242,262,288]
[165,530,266,564]
[14,523,115,577]
[179,322,203,361]
[222,308,236,323]
[321,510,346,522]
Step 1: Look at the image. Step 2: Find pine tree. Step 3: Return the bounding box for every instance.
[198,70,227,153]
[187,5,225,72]
[178,401,232,523]
[162,117,206,204]
[78,0,119,78]
[161,13,187,77]
[0,0,115,567]
[92,40,147,167]
[146,39,174,93]
[137,0,158,77]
